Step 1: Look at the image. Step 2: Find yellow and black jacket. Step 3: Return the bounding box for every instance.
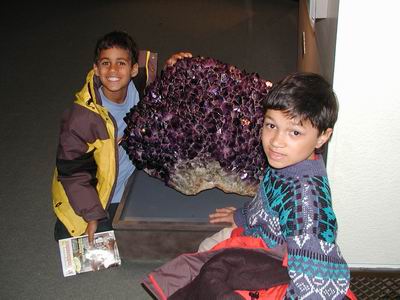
[52,51,157,236]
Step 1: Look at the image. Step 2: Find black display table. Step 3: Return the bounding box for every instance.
[113,170,251,259]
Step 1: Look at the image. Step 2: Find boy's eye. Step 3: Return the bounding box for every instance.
[100,61,110,66]
[117,61,127,66]
[265,123,275,129]
[292,130,301,136]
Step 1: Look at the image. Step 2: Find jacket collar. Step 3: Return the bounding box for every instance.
[74,69,103,107]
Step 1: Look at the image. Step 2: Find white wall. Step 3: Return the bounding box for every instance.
[328,1,400,268]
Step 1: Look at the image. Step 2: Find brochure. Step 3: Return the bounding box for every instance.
[58,230,121,277]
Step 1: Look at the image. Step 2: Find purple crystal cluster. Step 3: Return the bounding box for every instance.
[122,57,270,196]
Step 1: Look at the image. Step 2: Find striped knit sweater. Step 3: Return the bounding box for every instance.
[234,156,350,299]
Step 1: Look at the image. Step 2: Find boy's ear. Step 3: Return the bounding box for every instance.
[316,128,333,149]
[93,63,99,76]
[130,63,139,78]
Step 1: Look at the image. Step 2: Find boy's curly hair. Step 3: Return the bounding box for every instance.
[93,30,138,65]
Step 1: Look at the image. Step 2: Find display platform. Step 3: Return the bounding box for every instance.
[113,170,251,259]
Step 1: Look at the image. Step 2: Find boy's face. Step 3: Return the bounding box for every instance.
[93,47,138,103]
[261,109,332,169]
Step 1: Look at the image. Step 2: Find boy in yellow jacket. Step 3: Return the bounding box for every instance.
[52,30,190,243]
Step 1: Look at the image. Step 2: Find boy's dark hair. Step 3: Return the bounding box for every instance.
[93,30,138,65]
[262,72,338,135]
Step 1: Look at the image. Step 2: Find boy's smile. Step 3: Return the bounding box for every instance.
[261,109,332,169]
[93,47,138,103]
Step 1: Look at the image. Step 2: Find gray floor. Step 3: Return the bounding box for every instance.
[0,1,297,299]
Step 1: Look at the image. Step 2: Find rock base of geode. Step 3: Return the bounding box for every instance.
[144,159,258,197]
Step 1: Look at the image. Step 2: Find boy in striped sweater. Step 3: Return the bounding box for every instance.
[205,72,350,299]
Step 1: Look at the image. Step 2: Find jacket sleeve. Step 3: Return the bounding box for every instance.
[282,177,350,299]
[133,50,158,98]
[55,105,107,222]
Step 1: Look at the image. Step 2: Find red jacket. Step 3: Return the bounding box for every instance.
[142,233,357,299]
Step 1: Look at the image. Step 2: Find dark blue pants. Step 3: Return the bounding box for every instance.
[53,203,119,241]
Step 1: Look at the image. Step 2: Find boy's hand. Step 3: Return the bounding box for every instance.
[164,52,192,69]
[209,206,237,227]
[85,220,98,246]
[265,81,273,88]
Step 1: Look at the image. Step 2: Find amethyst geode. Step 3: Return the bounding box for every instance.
[122,57,270,196]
